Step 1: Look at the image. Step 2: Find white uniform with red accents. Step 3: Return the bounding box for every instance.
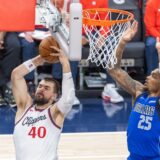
[13,105,62,160]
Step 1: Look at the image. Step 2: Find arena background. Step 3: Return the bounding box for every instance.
[0,0,148,159]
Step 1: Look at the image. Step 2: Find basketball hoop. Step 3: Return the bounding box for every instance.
[83,8,134,69]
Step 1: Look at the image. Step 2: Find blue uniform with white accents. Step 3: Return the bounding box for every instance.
[127,92,160,160]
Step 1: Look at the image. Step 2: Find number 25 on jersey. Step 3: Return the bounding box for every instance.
[138,115,153,131]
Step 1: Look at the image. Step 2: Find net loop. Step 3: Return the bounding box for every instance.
[83,8,134,69]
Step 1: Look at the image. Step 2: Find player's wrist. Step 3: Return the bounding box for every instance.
[23,60,36,72]
[120,38,128,44]
[61,59,70,66]
[32,55,45,66]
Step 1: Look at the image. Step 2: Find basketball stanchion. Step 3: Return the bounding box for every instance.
[69,2,82,60]
[38,1,82,61]
[83,8,134,69]
[50,2,82,61]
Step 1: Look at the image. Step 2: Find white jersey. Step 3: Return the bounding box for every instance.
[13,105,62,160]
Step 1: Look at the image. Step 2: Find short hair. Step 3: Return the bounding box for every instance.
[43,77,60,96]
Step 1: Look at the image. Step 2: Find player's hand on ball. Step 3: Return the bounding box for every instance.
[49,46,69,64]
[39,36,60,63]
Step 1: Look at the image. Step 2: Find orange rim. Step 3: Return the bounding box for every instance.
[83,8,134,26]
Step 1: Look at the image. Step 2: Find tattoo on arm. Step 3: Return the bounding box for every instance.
[114,41,126,68]
[109,69,144,97]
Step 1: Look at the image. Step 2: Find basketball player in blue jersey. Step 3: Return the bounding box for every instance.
[11,46,75,160]
[107,20,160,160]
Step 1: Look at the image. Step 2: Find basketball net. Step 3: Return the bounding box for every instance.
[83,8,134,69]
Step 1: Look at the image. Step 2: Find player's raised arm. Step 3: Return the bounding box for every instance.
[11,56,45,110]
[107,21,144,98]
[50,46,75,127]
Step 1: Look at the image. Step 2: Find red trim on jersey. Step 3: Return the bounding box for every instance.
[48,108,61,130]
[15,105,34,126]
[35,107,45,112]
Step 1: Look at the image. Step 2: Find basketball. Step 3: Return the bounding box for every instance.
[39,36,60,63]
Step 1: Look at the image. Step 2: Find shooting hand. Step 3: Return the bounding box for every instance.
[50,46,69,65]
[121,20,138,43]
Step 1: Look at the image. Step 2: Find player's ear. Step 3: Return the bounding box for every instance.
[51,93,58,104]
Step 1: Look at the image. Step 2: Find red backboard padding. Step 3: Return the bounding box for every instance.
[0,0,36,31]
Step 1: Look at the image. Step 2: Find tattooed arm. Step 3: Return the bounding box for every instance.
[107,21,144,98]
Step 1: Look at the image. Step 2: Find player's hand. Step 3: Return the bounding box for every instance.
[0,32,5,50]
[61,11,70,27]
[24,32,34,42]
[0,40,4,50]
[82,36,89,45]
[49,46,68,64]
[121,20,138,43]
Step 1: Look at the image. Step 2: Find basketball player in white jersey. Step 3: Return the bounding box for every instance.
[11,46,75,160]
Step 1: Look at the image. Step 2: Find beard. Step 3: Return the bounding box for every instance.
[33,93,49,106]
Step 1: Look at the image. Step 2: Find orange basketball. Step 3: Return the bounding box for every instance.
[39,36,60,63]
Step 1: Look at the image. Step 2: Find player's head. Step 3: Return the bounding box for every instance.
[34,78,60,106]
[51,0,64,11]
[144,69,160,94]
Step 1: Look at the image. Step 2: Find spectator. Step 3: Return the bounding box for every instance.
[0,32,21,106]
[19,0,50,83]
[144,0,160,75]
[19,0,49,96]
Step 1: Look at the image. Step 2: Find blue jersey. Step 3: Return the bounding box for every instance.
[127,92,160,158]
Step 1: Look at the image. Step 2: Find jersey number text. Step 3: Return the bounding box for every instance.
[28,126,46,138]
[138,115,153,130]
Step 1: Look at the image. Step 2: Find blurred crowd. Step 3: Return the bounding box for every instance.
[0,0,158,108]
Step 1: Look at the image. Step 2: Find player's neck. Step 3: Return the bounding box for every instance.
[35,103,51,110]
[148,92,160,97]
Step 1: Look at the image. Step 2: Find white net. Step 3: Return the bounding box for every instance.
[83,8,133,69]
